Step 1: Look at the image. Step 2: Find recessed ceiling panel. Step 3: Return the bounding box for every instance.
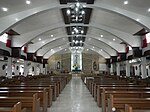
[59,0,95,4]
[61,8,92,24]
[66,26,88,35]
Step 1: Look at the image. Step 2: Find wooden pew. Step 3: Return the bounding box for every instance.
[93,83,144,100]
[8,83,57,101]
[107,94,150,112]
[24,82,59,97]
[97,86,150,107]
[0,93,40,112]
[125,104,133,112]
[0,89,48,112]
[0,102,26,112]
[101,88,150,112]
[0,86,53,106]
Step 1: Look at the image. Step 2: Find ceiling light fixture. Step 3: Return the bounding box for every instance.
[113,39,116,41]
[81,30,84,34]
[2,7,8,12]
[81,10,85,15]
[80,40,82,43]
[75,7,79,12]
[124,1,128,5]
[76,2,80,7]
[67,9,71,15]
[136,18,140,21]
[51,35,54,37]
[148,8,150,12]
[100,35,103,37]
[26,0,31,5]
[38,38,41,41]
[67,2,85,24]
[15,18,19,21]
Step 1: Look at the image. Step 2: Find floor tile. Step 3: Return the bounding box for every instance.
[48,77,101,112]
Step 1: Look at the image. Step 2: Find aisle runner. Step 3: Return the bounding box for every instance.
[48,77,101,112]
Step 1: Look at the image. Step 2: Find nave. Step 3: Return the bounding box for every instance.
[49,77,100,112]
[1,0,150,112]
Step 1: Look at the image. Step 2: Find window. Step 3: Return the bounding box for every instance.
[146,33,150,43]
[0,33,8,43]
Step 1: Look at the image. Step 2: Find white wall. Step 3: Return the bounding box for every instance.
[99,64,107,71]
[0,60,7,76]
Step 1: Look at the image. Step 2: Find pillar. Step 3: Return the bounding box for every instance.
[24,60,28,76]
[148,66,150,77]
[116,62,120,76]
[34,62,37,75]
[141,57,147,79]
[110,64,113,73]
[7,57,12,78]
[126,60,130,77]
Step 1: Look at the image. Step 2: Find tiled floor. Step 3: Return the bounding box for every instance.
[48,77,101,112]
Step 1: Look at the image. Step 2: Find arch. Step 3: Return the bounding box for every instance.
[0,2,150,36]
[27,34,121,55]
[43,44,110,59]
[12,23,141,48]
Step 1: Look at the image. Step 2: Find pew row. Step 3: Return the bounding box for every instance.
[0,86,53,106]
[97,86,150,107]
[0,93,40,112]
[0,89,48,112]
[0,102,26,112]
[107,94,150,112]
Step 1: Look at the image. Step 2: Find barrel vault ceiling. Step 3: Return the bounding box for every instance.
[0,0,150,59]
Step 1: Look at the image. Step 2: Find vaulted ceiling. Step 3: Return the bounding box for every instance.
[0,0,150,59]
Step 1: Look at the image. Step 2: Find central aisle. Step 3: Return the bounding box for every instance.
[48,77,101,112]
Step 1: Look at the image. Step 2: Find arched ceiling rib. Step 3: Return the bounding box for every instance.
[27,33,124,54]
[12,23,140,48]
[0,1,150,36]
[36,41,115,57]
[43,44,110,59]
[85,38,123,54]
[27,36,67,53]
[1,0,150,59]
[84,44,110,59]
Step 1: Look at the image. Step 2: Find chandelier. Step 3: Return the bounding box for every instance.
[66,2,85,22]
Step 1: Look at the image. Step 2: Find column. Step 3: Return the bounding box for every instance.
[141,57,147,79]
[148,66,150,77]
[116,62,120,76]
[7,57,12,78]
[126,60,130,77]
[34,62,37,75]
[39,64,43,74]
[110,64,113,74]
[24,60,28,76]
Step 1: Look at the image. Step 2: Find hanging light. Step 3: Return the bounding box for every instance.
[76,2,80,7]
[67,9,71,15]
[81,10,85,15]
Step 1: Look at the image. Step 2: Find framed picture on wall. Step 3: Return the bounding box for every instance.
[93,61,97,70]
[57,61,60,69]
